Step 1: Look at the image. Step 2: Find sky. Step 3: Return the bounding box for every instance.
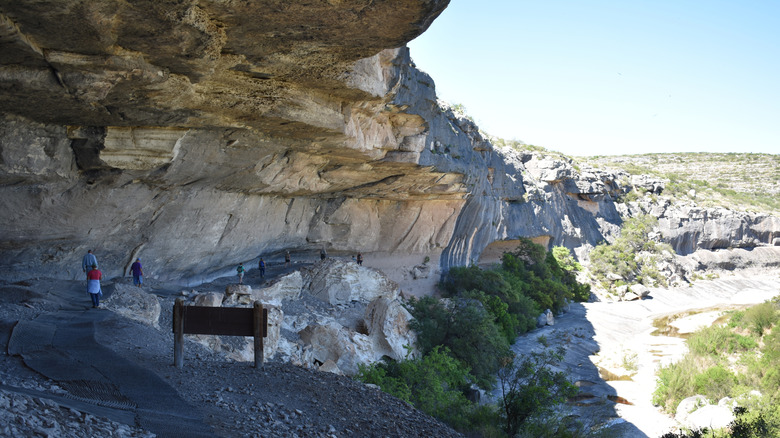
[407,1,780,156]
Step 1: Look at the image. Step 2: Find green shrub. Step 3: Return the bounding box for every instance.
[356,346,476,430]
[744,302,779,337]
[727,310,746,329]
[497,348,577,437]
[407,296,511,389]
[688,326,757,356]
[589,214,673,289]
[654,355,707,412]
[693,365,735,401]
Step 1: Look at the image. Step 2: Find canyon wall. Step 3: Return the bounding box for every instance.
[1,1,778,290]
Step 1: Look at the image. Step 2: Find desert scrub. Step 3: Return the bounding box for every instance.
[743,302,779,337]
[589,214,672,290]
[654,301,780,437]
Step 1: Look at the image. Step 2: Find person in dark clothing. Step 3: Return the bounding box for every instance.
[130,258,144,287]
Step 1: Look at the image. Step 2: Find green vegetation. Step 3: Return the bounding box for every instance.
[356,346,478,430]
[356,240,592,436]
[589,214,674,291]
[659,406,774,438]
[653,299,780,436]
[497,348,578,437]
[588,153,780,215]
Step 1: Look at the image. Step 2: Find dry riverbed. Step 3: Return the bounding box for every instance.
[496,272,779,437]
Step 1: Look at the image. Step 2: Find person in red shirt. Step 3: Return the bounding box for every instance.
[86,264,103,308]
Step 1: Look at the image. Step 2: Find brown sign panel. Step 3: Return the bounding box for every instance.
[181,306,254,336]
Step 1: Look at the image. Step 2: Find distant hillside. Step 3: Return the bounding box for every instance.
[585,153,780,215]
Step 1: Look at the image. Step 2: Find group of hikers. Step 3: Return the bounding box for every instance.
[81,250,143,308]
[80,247,365,305]
[235,250,364,284]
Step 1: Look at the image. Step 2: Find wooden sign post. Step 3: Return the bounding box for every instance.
[173,298,268,368]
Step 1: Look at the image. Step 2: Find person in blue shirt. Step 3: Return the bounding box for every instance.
[258,258,265,278]
[82,250,98,279]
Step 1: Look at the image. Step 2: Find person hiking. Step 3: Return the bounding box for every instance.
[258,258,265,278]
[237,263,245,284]
[82,250,98,279]
[86,264,103,308]
[320,248,327,260]
[356,252,363,266]
[130,258,143,287]
[284,251,291,267]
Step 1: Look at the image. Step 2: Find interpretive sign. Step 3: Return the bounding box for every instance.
[173,298,268,368]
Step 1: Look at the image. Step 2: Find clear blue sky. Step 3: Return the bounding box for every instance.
[407,1,780,156]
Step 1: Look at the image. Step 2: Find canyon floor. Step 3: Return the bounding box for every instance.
[507,271,780,437]
[1,264,778,437]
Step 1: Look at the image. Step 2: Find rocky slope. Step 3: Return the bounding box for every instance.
[0,273,462,438]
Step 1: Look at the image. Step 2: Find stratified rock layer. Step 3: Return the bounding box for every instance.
[1,1,778,290]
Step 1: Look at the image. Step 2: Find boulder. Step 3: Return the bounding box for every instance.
[536,309,554,327]
[224,284,253,305]
[251,271,303,306]
[411,264,430,280]
[622,291,641,301]
[103,284,161,329]
[193,292,223,307]
[318,360,343,375]
[304,259,399,305]
[298,321,374,376]
[685,404,735,431]
[363,297,417,360]
[629,284,650,299]
[676,395,709,425]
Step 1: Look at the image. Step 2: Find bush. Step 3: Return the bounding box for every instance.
[693,365,735,401]
[688,326,757,356]
[407,296,511,389]
[744,302,779,337]
[497,348,577,437]
[654,300,780,436]
[653,355,711,412]
[589,214,673,289]
[356,346,475,430]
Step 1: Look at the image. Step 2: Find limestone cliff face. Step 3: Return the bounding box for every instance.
[1,1,778,288]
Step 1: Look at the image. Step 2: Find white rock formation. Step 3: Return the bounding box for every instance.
[103,284,161,329]
[363,297,417,360]
[298,322,374,376]
[251,272,303,306]
[304,259,399,305]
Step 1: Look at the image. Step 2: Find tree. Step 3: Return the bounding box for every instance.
[497,347,577,436]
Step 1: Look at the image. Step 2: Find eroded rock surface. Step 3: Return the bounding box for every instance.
[178,259,413,375]
[1,1,778,292]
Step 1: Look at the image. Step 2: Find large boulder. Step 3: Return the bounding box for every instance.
[536,309,554,327]
[223,284,254,305]
[251,271,303,306]
[103,283,161,329]
[675,395,709,426]
[685,404,735,431]
[363,297,417,360]
[303,259,399,305]
[192,292,223,307]
[298,321,374,376]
